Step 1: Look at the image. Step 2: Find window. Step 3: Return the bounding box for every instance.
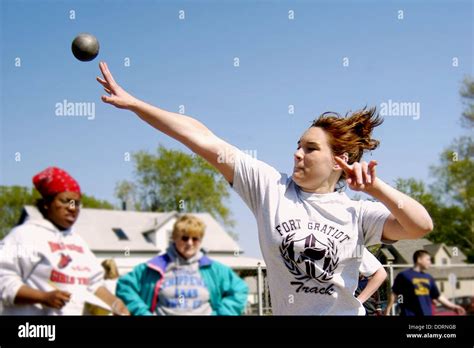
[439,281,444,292]
[442,258,448,265]
[456,281,460,290]
[144,233,153,243]
[112,228,129,241]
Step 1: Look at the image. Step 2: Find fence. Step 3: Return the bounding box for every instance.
[246,263,474,316]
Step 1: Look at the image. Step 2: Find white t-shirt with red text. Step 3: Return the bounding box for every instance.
[0,217,104,315]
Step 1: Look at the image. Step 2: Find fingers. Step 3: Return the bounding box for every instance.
[344,160,378,192]
[99,61,108,80]
[58,291,72,301]
[96,76,109,87]
[368,160,377,179]
[362,161,371,184]
[100,61,117,86]
[97,75,114,96]
[50,291,71,309]
[334,156,352,173]
[353,162,363,185]
[99,61,111,83]
[101,95,112,103]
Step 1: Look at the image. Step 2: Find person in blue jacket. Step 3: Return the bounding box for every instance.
[116,214,249,315]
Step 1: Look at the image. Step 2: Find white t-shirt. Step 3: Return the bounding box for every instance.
[232,150,391,315]
[359,248,383,277]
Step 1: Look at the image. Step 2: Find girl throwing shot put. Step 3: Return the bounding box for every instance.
[96,62,433,315]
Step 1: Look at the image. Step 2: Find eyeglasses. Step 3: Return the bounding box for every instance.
[57,198,82,209]
[181,236,201,243]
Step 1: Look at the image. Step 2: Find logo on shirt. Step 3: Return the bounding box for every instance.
[280,232,339,283]
[412,278,430,296]
[57,253,72,269]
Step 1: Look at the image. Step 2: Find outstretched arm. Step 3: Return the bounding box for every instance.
[97,61,237,184]
[334,157,433,241]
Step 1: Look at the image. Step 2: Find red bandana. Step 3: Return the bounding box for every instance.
[32,167,81,198]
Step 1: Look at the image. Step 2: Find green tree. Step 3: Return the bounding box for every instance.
[129,145,235,233]
[0,186,114,239]
[394,178,472,260]
[114,180,138,210]
[80,194,114,210]
[394,78,474,262]
[460,76,474,128]
[0,186,39,238]
[430,137,474,261]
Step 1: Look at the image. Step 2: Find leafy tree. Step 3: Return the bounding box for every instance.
[394,78,474,262]
[394,179,472,261]
[460,76,474,128]
[0,186,39,238]
[127,145,235,235]
[114,180,139,210]
[80,194,114,210]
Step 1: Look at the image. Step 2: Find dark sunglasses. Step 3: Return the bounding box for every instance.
[181,236,201,243]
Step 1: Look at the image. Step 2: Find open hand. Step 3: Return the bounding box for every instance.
[97,61,137,110]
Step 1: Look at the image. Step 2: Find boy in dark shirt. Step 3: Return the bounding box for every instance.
[385,250,465,316]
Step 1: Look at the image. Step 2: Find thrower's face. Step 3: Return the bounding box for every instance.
[292,127,342,193]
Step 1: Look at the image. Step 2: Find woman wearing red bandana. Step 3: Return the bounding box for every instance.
[0,167,130,315]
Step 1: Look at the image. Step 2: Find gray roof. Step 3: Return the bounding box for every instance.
[451,252,467,264]
[427,244,467,263]
[444,246,467,263]
[22,206,241,254]
[383,238,432,264]
[380,238,468,265]
[23,206,159,252]
[424,244,443,257]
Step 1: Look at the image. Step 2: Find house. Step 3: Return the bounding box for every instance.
[378,238,474,298]
[19,206,265,275]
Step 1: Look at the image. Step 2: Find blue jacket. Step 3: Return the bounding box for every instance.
[116,253,249,315]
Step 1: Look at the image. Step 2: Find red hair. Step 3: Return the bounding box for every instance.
[311,107,383,185]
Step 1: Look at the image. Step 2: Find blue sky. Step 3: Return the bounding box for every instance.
[1,0,472,258]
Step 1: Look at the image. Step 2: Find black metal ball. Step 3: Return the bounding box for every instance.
[71,33,100,62]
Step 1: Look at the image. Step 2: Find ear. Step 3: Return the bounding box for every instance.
[334,152,349,170]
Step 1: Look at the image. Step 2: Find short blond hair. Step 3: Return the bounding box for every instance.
[172,214,206,240]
